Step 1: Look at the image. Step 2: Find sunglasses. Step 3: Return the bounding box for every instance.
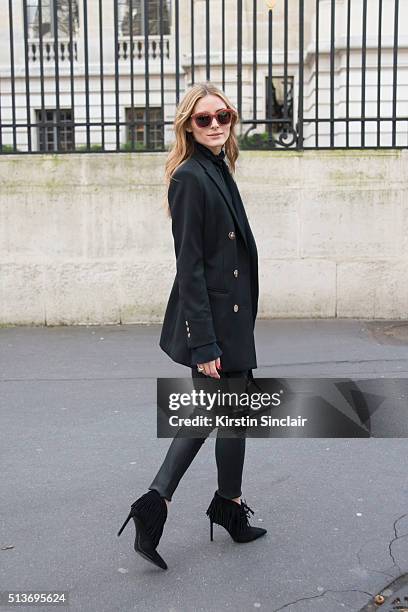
[190,108,236,129]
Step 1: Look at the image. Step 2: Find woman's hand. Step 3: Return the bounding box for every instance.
[197,357,222,379]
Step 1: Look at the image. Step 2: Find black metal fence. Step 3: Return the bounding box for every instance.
[0,0,405,154]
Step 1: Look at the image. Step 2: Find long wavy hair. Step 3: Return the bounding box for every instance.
[163,81,240,218]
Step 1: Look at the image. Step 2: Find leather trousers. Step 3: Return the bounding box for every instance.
[148,368,250,501]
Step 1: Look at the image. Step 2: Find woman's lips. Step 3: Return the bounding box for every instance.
[209,133,222,137]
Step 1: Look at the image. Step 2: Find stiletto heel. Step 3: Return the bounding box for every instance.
[117,490,168,570]
[206,491,267,543]
[117,511,132,537]
[210,520,214,541]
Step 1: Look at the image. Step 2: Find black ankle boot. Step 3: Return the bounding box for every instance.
[206,491,267,543]
[117,490,168,569]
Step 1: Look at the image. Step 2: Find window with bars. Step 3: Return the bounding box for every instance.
[119,0,171,36]
[125,107,164,149]
[35,109,74,151]
[27,0,79,39]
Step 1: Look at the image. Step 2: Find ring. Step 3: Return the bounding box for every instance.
[197,366,204,372]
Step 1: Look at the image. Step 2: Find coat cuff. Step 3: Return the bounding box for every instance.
[191,342,223,366]
[184,316,218,349]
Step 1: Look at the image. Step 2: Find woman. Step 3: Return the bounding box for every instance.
[117,82,267,570]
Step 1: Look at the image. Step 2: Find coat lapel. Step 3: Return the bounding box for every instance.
[192,148,249,250]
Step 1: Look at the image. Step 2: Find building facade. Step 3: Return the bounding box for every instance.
[0,0,406,153]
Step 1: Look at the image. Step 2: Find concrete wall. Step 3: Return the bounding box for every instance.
[0,149,407,325]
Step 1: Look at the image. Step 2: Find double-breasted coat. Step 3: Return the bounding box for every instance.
[159,143,259,373]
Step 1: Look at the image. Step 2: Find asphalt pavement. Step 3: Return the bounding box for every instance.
[1,319,407,612]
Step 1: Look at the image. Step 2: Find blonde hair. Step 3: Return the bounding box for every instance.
[162,81,240,218]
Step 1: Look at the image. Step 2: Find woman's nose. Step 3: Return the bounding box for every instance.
[211,116,219,127]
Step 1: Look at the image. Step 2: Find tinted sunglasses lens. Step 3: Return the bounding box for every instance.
[217,110,232,125]
[195,114,211,128]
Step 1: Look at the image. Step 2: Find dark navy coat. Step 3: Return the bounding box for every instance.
[159,144,259,372]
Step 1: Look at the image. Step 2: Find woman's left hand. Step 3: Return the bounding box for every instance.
[197,357,222,378]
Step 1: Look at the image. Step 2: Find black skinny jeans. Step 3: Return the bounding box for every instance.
[148,368,250,502]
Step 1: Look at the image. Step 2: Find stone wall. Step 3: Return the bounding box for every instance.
[0,149,406,324]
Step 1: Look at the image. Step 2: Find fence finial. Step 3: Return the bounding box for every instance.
[264,0,277,10]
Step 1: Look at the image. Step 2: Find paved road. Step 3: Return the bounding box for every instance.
[1,319,407,612]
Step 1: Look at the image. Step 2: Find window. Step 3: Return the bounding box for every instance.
[119,0,171,36]
[27,0,79,39]
[126,107,164,150]
[36,109,74,151]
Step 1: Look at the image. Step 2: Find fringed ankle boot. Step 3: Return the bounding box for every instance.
[117,489,168,569]
[206,491,267,543]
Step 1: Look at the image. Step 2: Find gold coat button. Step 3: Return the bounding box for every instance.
[185,320,188,325]
[187,332,191,338]
[233,304,239,312]
[228,231,236,240]
[186,327,190,332]
[233,269,238,277]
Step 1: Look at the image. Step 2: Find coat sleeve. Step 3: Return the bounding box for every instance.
[168,167,218,349]
[191,341,223,366]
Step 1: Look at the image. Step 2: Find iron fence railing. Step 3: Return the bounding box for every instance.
[0,0,405,154]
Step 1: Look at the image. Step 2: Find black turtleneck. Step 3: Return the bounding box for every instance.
[193,139,246,230]
[194,139,226,167]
